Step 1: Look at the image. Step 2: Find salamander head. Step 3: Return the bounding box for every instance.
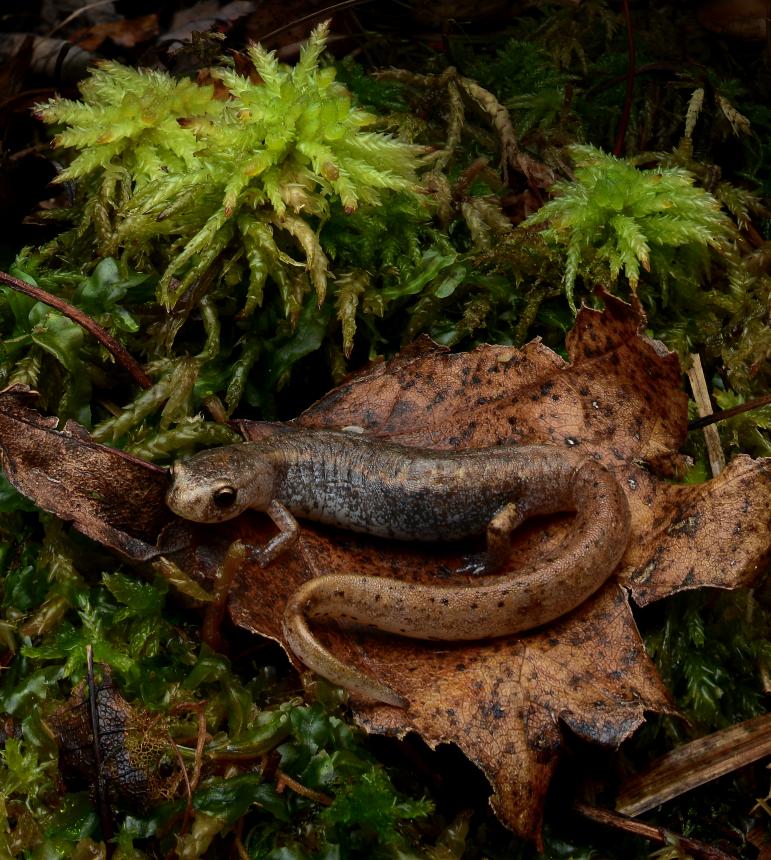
[166,444,274,522]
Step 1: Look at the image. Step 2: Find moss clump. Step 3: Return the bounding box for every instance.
[37,22,424,312]
[524,144,735,310]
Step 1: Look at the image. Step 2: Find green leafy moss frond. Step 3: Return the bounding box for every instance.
[38,23,425,312]
[458,38,575,138]
[524,144,735,309]
[37,62,217,184]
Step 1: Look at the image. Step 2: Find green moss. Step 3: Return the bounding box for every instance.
[524,144,735,310]
[38,23,424,312]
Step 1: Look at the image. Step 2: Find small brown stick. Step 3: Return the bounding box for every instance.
[275,769,333,806]
[233,831,251,860]
[169,736,193,836]
[686,353,725,476]
[616,712,771,818]
[174,703,206,838]
[573,801,738,860]
[46,0,117,37]
[256,1,371,42]
[688,390,771,430]
[613,0,636,156]
[191,704,208,794]
[0,270,152,389]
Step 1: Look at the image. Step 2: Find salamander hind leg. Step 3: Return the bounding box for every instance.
[460,500,525,574]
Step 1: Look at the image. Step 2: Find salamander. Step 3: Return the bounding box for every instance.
[166,426,631,707]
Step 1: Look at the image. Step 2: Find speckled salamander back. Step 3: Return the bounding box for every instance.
[275,432,631,707]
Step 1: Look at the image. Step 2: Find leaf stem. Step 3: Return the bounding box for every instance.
[688,391,771,430]
[574,801,737,860]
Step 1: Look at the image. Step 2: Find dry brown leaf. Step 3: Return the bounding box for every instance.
[49,674,182,809]
[0,294,769,844]
[72,15,160,51]
[225,293,768,841]
[698,0,769,41]
[0,387,172,560]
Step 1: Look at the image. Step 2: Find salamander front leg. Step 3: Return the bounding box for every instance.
[251,500,300,567]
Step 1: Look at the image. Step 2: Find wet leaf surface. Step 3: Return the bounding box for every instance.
[0,294,769,842]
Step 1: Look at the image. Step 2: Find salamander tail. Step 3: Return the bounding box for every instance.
[282,580,408,709]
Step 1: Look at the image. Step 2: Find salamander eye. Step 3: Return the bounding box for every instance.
[213,486,237,508]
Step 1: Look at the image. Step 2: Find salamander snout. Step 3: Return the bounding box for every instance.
[166,457,249,522]
[166,444,275,522]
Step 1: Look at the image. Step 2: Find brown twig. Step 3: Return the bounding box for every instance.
[191,704,208,794]
[688,390,771,430]
[616,713,771,818]
[573,801,738,860]
[687,353,725,476]
[168,703,208,839]
[169,736,193,837]
[0,271,152,389]
[613,0,636,156]
[46,0,117,37]
[255,0,371,42]
[233,831,251,860]
[275,769,333,806]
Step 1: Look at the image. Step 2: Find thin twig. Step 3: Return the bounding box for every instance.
[47,0,117,38]
[688,390,771,430]
[233,832,251,860]
[191,705,208,794]
[686,353,725,476]
[0,270,152,389]
[573,801,738,860]
[256,0,371,42]
[613,0,636,156]
[169,735,193,837]
[616,713,771,818]
[275,769,333,805]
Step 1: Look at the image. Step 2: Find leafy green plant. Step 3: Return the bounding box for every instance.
[0,738,57,858]
[0,519,442,858]
[457,38,575,139]
[37,22,424,312]
[524,144,735,310]
[646,591,771,730]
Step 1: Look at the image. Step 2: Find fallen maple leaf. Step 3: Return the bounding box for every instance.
[0,294,768,844]
[50,671,182,810]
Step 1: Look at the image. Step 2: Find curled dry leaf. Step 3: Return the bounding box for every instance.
[0,294,768,843]
[0,387,172,560]
[49,674,182,809]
